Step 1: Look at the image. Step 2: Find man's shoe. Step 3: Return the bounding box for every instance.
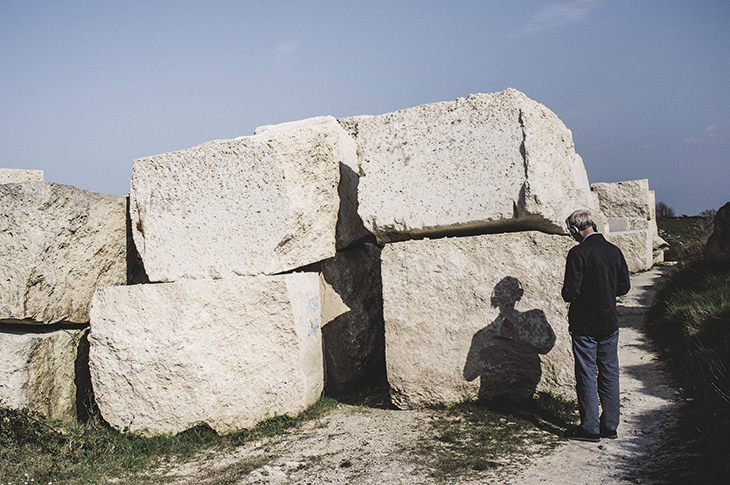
[565,427,600,442]
[600,428,618,439]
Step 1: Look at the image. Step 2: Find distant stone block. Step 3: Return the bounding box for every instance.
[704,201,730,262]
[0,169,44,183]
[0,182,128,324]
[381,232,576,408]
[0,327,87,420]
[591,179,652,223]
[88,273,323,436]
[130,116,360,282]
[606,230,653,273]
[339,89,594,243]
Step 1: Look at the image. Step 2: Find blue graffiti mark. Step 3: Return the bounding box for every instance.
[306,297,320,314]
[306,318,321,337]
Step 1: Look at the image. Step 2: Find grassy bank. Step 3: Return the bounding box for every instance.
[645,259,730,483]
[0,397,340,484]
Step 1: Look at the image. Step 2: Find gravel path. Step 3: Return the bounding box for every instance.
[154,266,679,484]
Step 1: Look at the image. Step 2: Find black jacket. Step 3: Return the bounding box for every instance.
[562,233,631,336]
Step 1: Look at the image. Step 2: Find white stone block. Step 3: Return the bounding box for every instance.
[0,327,87,420]
[130,116,358,282]
[339,89,594,243]
[606,230,653,273]
[0,182,128,324]
[381,232,576,408]
[0,169,44,183]
[88,273,323,436]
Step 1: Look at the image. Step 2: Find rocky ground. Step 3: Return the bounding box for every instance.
[148,266,682,485]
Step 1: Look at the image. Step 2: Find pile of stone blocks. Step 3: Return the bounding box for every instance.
[0,170,128,420]
[87,116,371,435]
[340,89,596,407]
[2,88,667,434]
[591,179,668,272]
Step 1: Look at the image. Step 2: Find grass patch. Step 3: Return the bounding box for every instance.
[417,392,577,481]
[0,396,340,485]
[646,259,730,483]
[657,215,714,262]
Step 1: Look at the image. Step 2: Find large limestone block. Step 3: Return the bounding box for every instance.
[381,232,576,408]
[591,179,652,224]
[320,243,385,396]
[131,116,359,282]
[0,182,128,324]
[0,169,44,183]
[89,273,323,436]
[0,327,87,420]
[338,89,593,243]
[606,230,653,273]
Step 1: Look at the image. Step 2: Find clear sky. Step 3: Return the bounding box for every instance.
[1,0,728,216]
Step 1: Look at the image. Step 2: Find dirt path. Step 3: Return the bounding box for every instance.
[513,265,680,484]
[155,266,680,485]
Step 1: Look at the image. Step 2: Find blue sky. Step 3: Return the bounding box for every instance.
[1,0,728,215]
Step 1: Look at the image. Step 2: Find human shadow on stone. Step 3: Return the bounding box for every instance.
[464,276,555,400]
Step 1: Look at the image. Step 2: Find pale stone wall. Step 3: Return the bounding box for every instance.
[130,116,357,282]
[0,328,87,420]
[0,169,44,183]
[339,89,596,243]
[0,182,128,324]
[88,273,323,436]
[381,232,576,409]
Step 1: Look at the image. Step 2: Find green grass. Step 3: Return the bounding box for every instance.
[646,259,730,483]
[657,215,714,262]
[417,392,577,482]
[0,396,340,485]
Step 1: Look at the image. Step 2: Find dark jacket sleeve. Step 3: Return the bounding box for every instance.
[616,250,631,296]
[561,247,582,302]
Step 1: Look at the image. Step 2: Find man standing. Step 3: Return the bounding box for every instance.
[562,210,631,442]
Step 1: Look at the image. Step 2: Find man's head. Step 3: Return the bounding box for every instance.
[566,210,597,241]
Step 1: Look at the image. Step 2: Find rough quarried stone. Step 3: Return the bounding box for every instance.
[591,179,652,231]
[338,88,594,243]
[0,169,44,183]
[130,116,360,282]
[606,231,653,273]
[88,273,323,436]
[0,327,87,420]
[704,201,730,262]
[0,182,128,324]
[320,243,385,396]
[381,232,576,408]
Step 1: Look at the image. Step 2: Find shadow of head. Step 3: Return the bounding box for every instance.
[491,276,523,311]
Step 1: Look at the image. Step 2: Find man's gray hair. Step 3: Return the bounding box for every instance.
[567,210,595,231]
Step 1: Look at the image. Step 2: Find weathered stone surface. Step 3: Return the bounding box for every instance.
[381,232,576,408]
[0,327,87,420]
[0,169,43,183]
[591,179,652,227]
[704,201,730,262]
[88,273,323,436]
[130,116,358,282]
[338,89,594,243]
[321,243,385,396]
[606,230,653,273]
[0,182,128,324]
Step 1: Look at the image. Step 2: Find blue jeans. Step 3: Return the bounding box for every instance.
[572,330,620,435]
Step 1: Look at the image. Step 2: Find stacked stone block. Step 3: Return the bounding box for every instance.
[0,181,128,420]
[592,179,667,272]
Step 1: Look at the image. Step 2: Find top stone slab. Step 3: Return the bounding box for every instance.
[0,169,44,183]
[131,116,356,282]
[339,89,594,243]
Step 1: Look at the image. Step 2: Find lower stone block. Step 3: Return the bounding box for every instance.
[89,273,323,436]
[381,232,576,408]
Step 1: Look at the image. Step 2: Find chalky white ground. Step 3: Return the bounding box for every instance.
[152,266,680,484]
